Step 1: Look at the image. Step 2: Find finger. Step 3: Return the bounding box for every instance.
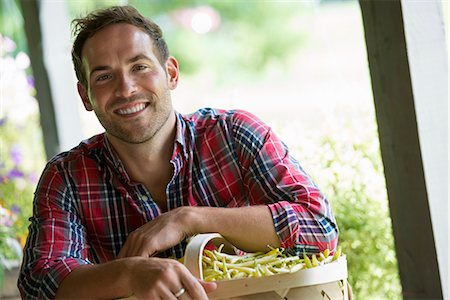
[144,275,178,300]
[200,280,217,294]
[117,240,129,258]
[172,286,192,300]
[119,233,157,258]
[118,237,140,258]
[177,290,192,300]
[130,231,159,257]
[178,271,208,300]
[126,232,144,257]
[159,286,178,300]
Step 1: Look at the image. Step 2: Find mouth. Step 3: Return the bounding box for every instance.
[115,102,148,116]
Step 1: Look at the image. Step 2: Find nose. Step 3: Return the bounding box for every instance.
[115,73,137,98]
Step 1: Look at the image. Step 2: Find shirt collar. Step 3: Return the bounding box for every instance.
[100,111,189,177]
[102,135,130,181]
[173,111,189,161]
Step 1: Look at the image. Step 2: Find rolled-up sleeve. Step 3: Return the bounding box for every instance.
[232,110,338,255]
[18,163,90,299]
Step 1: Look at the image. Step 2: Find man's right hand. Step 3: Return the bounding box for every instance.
[56,256,216,299]
[128,257,216,299]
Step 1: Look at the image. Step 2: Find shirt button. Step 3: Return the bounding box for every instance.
[141,195,149,201]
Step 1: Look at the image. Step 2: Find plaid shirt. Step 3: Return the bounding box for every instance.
[19,108,338,299]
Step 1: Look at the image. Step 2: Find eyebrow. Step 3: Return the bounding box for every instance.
[89,54,153,78]
[128,54,152,64]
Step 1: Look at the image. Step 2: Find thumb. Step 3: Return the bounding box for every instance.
[200,280,217,293]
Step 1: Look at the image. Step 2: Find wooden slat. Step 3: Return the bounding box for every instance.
[19,0,60,159]
[359,0,445,298]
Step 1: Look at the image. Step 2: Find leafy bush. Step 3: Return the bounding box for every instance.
[321,136,401,298]
[282,112,402,299]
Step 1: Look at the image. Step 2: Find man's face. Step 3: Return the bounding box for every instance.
[78,23,178,144]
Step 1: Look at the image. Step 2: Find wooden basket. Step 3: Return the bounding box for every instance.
[184,233,351,300]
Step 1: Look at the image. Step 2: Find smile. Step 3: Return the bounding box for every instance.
[116,103,147,115]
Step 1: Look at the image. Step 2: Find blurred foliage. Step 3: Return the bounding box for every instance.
[0,116,44,249]
[285,113,402,299]
[67,0,309,84]
[0,0,26,55]
[322,136,401,299]
[2,0,309,83]
[0,37,46,259]
[66,0,123,14]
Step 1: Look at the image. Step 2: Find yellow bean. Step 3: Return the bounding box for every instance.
[332,247,342,261]
[303,253,312,268]
[200,244,343,281]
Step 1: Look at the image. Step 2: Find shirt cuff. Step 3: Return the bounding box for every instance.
[267,201,299,249]
[39,257,90,299]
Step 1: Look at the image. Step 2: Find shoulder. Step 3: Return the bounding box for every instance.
[181,108,231,126]
[42,134,105,179]
[182,108,269,134]
[47,134,104,164]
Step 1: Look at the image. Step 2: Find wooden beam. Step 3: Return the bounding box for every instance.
[359,0,447,299]
[400,1,448,298]
[19,0,60,159]
[19,0,84,159]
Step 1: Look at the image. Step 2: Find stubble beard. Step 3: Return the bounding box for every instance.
[96,91,173,145]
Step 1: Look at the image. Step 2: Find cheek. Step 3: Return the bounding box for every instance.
[89,86,112,103]
[140,71,167,89]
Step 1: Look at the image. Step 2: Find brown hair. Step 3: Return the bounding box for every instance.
[71,5,169,88]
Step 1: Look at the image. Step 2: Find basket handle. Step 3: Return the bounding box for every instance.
[184,233,234,279]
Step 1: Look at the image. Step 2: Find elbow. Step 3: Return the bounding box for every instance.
[292,217,339,255]
[18,272,37,300]
[318,216,339,253]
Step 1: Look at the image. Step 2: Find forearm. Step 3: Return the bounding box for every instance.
[57,255,214,299]
[188,206,281,253]
[56,257,135,299]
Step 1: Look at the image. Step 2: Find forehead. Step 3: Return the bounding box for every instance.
[81,23,158,69]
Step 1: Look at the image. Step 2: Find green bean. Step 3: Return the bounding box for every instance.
[200,245,342,281]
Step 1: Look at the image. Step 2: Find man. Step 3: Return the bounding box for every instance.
[18,5,338,300]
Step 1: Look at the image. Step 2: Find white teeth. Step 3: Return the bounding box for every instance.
[117,103,146,115]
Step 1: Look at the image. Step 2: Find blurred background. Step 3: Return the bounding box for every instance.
[0,0,448,298]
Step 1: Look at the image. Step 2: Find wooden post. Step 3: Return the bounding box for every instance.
[359,0,448,298]
[20,0,83,159]
[19,0,60,159]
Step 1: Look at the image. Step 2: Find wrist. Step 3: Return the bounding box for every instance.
[179,206,210,236]
[122,257,145,296]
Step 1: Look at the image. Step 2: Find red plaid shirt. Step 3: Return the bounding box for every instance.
[19,108,338,299]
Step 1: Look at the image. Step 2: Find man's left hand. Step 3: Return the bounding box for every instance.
[118,207,191,258]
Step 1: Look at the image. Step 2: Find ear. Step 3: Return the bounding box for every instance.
[165,56,179,90]
[77,82,93,111]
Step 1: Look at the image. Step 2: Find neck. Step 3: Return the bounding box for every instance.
[107,112,177,177]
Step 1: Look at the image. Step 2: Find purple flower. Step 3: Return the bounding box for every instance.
[27,75,35,88]
[7,167,24,179]
[10,144,23,165]
[10,205,21,215]
[28,172,39,184]
[0,118,6,126]
[2,219,13,227]
[2,36,16,53]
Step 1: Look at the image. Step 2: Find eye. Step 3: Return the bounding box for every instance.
[133,64,148,72]
[95,74,111,82]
